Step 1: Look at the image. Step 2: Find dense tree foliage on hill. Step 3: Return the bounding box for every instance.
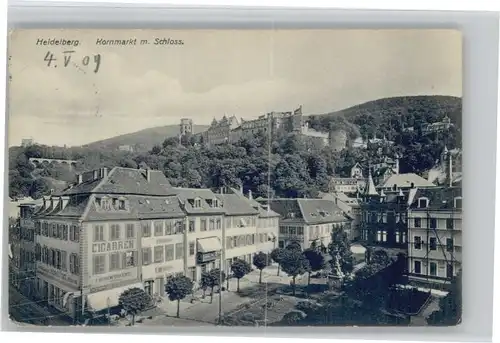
[8,95,462,200]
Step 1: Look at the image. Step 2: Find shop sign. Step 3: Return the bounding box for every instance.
[37,263,80,288]
[92,240,134,253]
[156,238,173,245]
[155,265,174,274]
[197,251,220,264]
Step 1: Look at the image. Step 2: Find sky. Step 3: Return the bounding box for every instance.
[7,29,462,147]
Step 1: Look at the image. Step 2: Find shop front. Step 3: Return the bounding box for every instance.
[36,263,81,319]
[196,237,222,279]
[142,261,183,298]
[84,269,141,314]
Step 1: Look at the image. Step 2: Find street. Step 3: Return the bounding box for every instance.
[8,285,71,326]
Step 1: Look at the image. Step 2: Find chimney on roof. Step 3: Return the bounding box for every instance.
[248,190,253,200]
[93,169,99,180]
[146,169,151,182]
[77,174,83,184]
[239,184,243,194]
[100,167,109,179]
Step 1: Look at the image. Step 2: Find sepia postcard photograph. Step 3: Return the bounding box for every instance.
[5,29,462,328]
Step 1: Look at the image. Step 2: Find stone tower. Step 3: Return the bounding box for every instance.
[180,118,193,136]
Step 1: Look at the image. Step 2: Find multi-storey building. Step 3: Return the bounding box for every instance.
[219,189,280,275]
[172,187,226,284]
[28,167,281,322]
[422,114,453,136]
[15,204,39,297]
[407,186,462,286]
[359,172,415,249]
[268,198,352,250]
[32,167,175,320]
[320,192,362,241]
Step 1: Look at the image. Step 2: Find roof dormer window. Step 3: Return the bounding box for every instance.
[418,197,429,209]
[212,198,220,208]
[193,198,202,208]
[454,197,462,209]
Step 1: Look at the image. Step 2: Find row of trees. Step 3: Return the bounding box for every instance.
[117,251,272,323]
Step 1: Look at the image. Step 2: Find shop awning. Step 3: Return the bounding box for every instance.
[197,237,222,253]
[86,283,144,312]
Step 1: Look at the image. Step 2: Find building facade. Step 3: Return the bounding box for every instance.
[359,172,414,249]
[268,199,352,250]
[407,187,462,286]
[27,167,281,322]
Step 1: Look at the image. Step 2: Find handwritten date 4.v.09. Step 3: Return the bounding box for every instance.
[44,51,101,73]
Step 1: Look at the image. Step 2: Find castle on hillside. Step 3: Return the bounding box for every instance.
[180,106,347,150]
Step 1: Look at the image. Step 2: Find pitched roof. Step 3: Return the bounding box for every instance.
[172,188,225,214]
[36,194,186,221]
[268,199,349,225]
[216,193,259,216]
[409,187,462,210]
[378,173,435,189]
[61,167,173,196]
[365,171,379,196]
[297,199,348,224]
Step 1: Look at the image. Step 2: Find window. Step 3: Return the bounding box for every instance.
[446,238,454,252]
[414,218,421,228]
[446,218,454,230]
[430,218,437,229]
[118,199,126,210]
[454,197,462,209]
[142,248,151,265]
[194,199,202,208]
[175,220,184,234]
[414,260,421,274]
[402,232,407,243]
[93,255,105,275]
[175,243,184,260]
[376,231,381,242]
[93,225,104,241]
[209,219,215,230]
[126,224,135,238]
[110,253,121,271]
[62,225,68,240]
[297,227,304,235]
[213,199,219,208]
[189,220,195,233]
[429,237,437,250]
[414,236,422,250]
[124,251,136,267]
[418,198,429,208]
[446,264,454,278]
[154,246,164,263]
[189,242,195,256]
[279,227,287,234]
[201,219,207,231]
[165,245,174,261]
[142,222,151,237]
[225,217,232,229]
[382,231,387,242]
[395,232,400,243]
[110,224,120,240]
[154,221,164,236]
[429,262,437,276]
[55,250,62,269]
[226,237,233,249]
[216,219,221,230]
[279,240,285,248]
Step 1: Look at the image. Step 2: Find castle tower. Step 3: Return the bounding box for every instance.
[180,118,193,136]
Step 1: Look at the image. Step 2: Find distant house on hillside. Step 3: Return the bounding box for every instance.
[118,145,134,153]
